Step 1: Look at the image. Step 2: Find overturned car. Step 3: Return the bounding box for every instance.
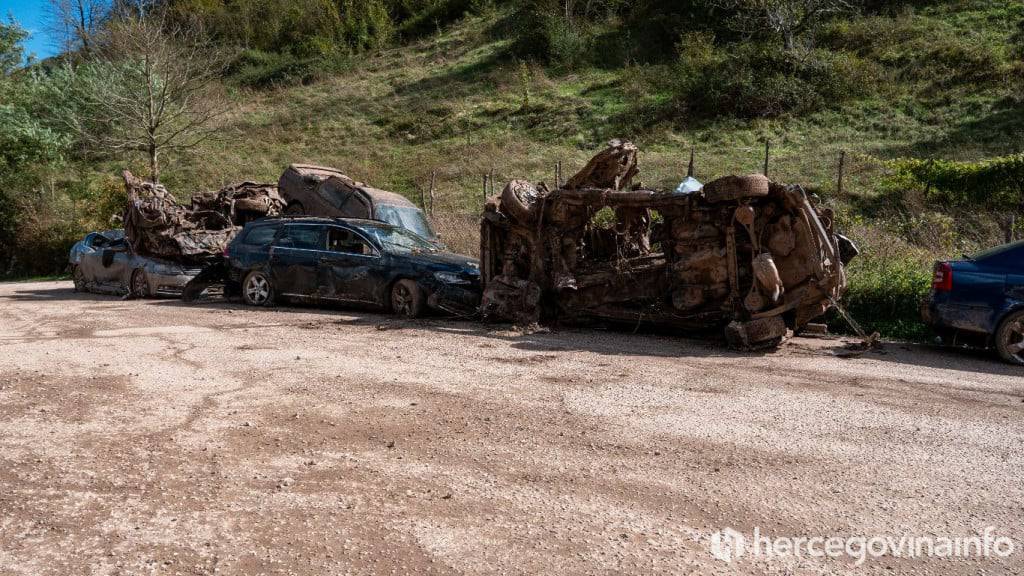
[479,140,857,349]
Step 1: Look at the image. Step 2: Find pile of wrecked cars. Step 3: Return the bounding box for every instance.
[71,171,284,297]
[69,141,858,350]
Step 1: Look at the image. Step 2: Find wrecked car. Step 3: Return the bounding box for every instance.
[278,164,442,247]
[224,216,480,316]
[122,170,285,263]
[923,240,1024,365]
[479,140,857,349]
[69,229,204,297]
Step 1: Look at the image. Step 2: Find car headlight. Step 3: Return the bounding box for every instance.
[434,271,471,285]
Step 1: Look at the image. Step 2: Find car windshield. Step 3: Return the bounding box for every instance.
[970,239,1024,261]
[359,224,437,254]
[376,204,435,240]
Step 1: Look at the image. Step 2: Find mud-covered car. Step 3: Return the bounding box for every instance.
[480,140,857,349]
[278,164,442,247]
[224,217,479,316]
[69,230,204,297]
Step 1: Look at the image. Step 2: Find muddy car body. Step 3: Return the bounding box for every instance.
[70,230,203,297]
[479,141,856,349]
[225,217,480,316]
[278,164,441,246]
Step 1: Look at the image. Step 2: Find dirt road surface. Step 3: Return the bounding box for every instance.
[1,280,1022,575]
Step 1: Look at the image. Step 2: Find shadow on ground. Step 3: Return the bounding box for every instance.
[5,282,1021,374]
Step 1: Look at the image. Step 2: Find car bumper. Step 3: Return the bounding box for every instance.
[921,291,995,336]
[150,270,201,296]
[425,282,481,315]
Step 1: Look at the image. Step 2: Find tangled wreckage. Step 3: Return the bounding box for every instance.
[122,170,285,262]
[479,140,858,349]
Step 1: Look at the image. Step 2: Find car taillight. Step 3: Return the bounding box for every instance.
[932,262,953,292]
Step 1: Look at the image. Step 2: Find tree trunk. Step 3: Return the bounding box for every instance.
[149,144,159,183]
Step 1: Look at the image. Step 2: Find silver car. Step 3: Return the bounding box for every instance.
[69,229,203,297]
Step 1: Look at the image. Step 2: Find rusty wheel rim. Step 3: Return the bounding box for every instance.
[392,283,413,316]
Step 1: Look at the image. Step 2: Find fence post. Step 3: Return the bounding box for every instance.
[483,174,488,203]
[763,140,770,178]
[837,150,846,195]
[687,148,695,178]
[428,170,436,216]
[1008,214,1017,243]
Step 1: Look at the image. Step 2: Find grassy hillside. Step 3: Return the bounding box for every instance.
[5,1,1024,338]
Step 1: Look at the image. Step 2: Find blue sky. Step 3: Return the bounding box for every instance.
[2,0,60,62]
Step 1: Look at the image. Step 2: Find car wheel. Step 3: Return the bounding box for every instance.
[994,310,1024,366]
[72,265,87,292]
[242,271,275,307]
[500,180,541,224]
[131,269,150,298]
[390,279,424,318]
[284,202,304,216]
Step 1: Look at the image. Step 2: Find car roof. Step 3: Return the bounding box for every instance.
[285,164,418,209]
[251,216,398,230]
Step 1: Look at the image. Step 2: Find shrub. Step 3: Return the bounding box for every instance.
[884,154,1024,210]
[830,254,933,341]
[226,49,332,88]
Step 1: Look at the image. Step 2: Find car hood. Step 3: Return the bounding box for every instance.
[400,251,480,273]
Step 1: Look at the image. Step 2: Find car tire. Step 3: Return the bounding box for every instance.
[72,265,87,293]
[703,174,770,203]
[500,180,541,224]
[284,202,305,216]
[131,269,151,298]
[994,310,1024,366]
[242,270,275,307]
[390,279,424,318]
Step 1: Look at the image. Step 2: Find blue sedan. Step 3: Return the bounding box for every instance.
[922,240,1024,365]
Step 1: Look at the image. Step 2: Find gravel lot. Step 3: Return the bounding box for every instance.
[1,280,1022,575]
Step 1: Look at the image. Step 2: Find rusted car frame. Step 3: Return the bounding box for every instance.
[479,140,855,349]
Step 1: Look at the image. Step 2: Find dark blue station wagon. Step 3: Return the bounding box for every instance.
[225,217,481,317]
[922,240,1024,365]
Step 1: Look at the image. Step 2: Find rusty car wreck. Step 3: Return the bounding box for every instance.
[479,140,857,349]
[122,170,285,263]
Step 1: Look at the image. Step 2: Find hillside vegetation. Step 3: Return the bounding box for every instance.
[2,0,1023,338]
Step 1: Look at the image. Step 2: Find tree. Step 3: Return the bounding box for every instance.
[71,15,228,183]
[0,16,28,74]
[47,0,108,58]
[712,0,858,50]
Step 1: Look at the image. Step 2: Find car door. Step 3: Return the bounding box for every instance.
[317,226,388,305]
[270,224,324,299]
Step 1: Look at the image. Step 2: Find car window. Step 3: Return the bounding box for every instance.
[359,223,437,254]
[317,181,350,210]
[278,225,323,250]
[242,225,278,246]
[327,227,375,256]
[376,204,435,239]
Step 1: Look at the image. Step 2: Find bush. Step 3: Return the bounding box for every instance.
[674,37,881,119]
[884,154,1024,210]
[831,255,933,341]
[226,49,338,88]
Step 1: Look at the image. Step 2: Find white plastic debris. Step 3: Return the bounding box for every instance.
[675,177,703,194]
